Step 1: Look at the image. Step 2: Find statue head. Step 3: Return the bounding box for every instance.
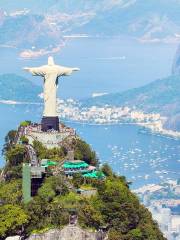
[48,56,55,66]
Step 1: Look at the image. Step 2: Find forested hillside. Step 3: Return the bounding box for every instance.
[0,125,166,240]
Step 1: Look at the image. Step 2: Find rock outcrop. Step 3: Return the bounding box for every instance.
[27,225,107,240]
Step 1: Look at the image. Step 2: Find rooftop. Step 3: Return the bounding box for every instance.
[41,159,57,167]
[83,171,105,179]
[63,161,89,169]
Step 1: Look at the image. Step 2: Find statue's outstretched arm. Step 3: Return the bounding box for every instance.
[24,67,46,76]
[58,66,80,76]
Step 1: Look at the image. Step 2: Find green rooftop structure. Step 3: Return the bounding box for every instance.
[63,160,94,175]
[83,171,105,179]
[64,161,89,169]
[63,160,100,176]
[41,159,57,168]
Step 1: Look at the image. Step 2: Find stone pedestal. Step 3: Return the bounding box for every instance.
[41,116,59,132]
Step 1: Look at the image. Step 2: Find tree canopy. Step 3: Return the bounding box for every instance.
[0,204,29,238]
[0,127,166,240]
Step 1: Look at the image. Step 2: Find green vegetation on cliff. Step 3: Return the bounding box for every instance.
[0,126,166,240]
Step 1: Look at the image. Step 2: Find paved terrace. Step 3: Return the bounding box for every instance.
[25,123,76,149]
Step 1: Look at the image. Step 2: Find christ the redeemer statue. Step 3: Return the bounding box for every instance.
[24,56,79,131]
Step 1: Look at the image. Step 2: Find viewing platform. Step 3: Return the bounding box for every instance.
[23,123,76,149]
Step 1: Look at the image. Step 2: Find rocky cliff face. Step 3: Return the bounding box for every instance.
[27,225,107,240]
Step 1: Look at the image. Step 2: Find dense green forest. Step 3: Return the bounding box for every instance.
[0,125,166,240]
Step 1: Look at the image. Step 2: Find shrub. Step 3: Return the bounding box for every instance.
[0,204,29,238]
[20,121,31,127]
[20,136,29,144]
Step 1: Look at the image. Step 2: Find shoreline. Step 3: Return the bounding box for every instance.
[62,118,180,140]
[0,99,180,140]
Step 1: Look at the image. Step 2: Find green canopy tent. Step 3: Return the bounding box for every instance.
[63,161,89,169]
[83,171,105,179]
[41,159,57,168]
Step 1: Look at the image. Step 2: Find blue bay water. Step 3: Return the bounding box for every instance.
[0,104,179,188]
[0,37,179,188]
[0,37,178,99]
[68,122,180,188]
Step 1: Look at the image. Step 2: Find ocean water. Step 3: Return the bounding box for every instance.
[0,104,179,188]
[0,37,178,99]
[0,37,179,188]
[68,122,180,188]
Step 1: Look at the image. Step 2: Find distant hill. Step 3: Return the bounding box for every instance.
[0,12,64,49]
[83,75,180,131]
[0,0,180,49]
[76,0,180,42]
[0,74,41,102]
